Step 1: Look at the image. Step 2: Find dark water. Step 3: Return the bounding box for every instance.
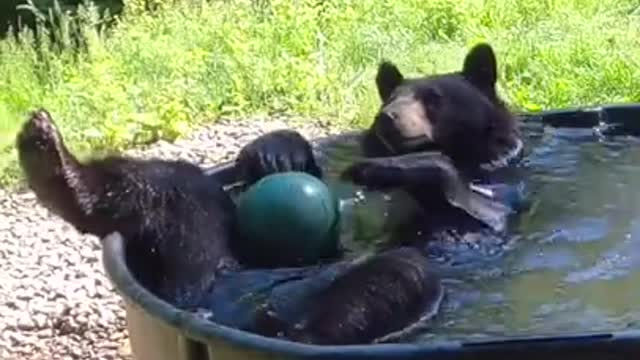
[314,123,640,342]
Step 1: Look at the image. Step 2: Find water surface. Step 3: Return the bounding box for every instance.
[315,122,640,342]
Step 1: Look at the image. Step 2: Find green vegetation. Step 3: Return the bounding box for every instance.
[1,0,640,188]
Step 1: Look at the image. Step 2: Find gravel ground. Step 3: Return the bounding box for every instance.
[0,116,340,360]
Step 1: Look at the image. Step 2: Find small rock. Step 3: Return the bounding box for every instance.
[70,346,83,358]
[84,282,97,299]
[16,314,36,331]
[79,247,96,261]
[15,288,33,301]
[33,314,48,329]
[75,315,88,326]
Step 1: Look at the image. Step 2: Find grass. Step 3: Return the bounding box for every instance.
[1,0,640,188]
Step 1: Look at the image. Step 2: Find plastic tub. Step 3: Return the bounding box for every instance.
[102,104,640,360]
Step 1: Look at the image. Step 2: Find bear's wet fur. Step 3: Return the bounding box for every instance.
[16,109,240,308]
[284,247,443,345]
[16,110,443,346]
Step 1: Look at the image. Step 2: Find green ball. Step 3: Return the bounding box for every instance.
[236,172,340,267]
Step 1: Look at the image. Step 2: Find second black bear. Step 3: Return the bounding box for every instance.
[17,110,240,308]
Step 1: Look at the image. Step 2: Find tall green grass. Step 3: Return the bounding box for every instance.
[1,0,640,188]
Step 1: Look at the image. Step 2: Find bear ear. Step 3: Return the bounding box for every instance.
[462,43,498,91]
[376,61,404,102]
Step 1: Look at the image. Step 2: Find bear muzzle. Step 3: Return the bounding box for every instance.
[372,97,435,154]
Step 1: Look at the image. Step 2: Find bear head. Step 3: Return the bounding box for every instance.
[365,43,520,169]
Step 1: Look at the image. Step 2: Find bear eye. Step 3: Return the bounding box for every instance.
[421,87,442,107]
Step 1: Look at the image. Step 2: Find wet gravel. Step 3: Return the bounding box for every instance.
[0,116,340,360]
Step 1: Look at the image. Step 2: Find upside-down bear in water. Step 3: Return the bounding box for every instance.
[16,110,240,308]
[16,42,522,346]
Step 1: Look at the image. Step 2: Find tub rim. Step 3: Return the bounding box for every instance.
[103,231,640,359]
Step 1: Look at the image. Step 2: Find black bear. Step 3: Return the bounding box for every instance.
[218,42,523,343]
[16,109,240,308]
[238,42,522,237]
[239,43,520,180]
[348,43,524,244]
[229,43,524,339]
[16,109,443,345]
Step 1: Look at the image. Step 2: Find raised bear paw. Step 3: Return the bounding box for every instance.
[236,129,322,185]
